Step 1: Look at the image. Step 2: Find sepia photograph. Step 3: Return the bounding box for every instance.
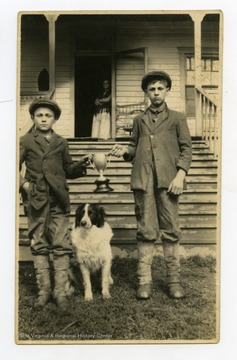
[16,9,222,344]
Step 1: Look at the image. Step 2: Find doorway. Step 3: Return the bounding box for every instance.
[75,56,111,138]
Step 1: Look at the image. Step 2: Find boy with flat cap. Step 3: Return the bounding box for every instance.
[110,71,192,300]
[20,98,90,310]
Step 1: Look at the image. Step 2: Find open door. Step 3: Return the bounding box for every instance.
[112,47,148,138]
[75,56,111,138]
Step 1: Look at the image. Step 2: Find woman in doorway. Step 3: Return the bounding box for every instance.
[91,79,111,140]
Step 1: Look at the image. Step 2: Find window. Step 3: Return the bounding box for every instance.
[38,68,49,91]
[186,56,219,73]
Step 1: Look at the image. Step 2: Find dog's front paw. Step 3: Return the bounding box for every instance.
[84,291,93,301]
[102,292,111,300]
[85,296,93,302]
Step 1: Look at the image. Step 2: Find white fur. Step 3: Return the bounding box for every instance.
[71,221,113,301]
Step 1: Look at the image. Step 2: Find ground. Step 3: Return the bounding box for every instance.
[17,256,217,344]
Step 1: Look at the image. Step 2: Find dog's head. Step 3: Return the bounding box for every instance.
[75,203,106,229]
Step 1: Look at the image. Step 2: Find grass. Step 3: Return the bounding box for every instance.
[17,255,217,343]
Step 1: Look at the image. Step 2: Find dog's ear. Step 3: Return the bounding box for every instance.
[97,206,106,228]
[75,204,84,227]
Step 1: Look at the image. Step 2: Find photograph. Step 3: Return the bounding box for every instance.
[16,10,222,344]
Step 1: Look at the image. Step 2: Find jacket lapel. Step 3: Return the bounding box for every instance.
[152,107,169,132]
[141,111,153,133]
[141,106,169,133]
[32,130,62,154]
[45,131,63,154]
[33,133,48,153]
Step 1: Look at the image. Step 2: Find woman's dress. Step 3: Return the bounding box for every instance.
[91,89,111,139]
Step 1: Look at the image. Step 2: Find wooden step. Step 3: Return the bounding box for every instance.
[69,151,216,161]
[68,175,217,183]
[79,167,217,176]
[67,190,217,203]
[67,179,217,190]
[70,155,218,168]
[68,141,214,153]
[19,228,217,245]
[19,202,217,215]
[19,214,216,228]
[65,182,217,192]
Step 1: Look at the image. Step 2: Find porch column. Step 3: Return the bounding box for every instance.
[44,14,59,98]
[190,12,205,136]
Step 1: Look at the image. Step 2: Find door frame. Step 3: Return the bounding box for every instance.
[73,50,112,138]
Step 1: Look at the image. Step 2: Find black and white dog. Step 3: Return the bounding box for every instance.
[71,203,113,301]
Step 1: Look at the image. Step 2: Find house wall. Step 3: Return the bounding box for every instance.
[19,14,219,138]
[115,18,194,113]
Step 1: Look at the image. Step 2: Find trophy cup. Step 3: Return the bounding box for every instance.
[90,153,114,193]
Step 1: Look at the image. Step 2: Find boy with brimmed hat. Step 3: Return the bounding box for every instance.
[20,98,91,310]
[110,71,192,300]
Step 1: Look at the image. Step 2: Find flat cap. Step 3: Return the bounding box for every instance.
[29,98,62,120]
[141,71,172,91]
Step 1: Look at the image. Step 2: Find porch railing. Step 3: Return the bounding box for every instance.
[195,85,219,157]
[116,101,146,136]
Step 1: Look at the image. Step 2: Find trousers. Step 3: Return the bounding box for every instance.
[133,165,181,243]
[26,190,73,256]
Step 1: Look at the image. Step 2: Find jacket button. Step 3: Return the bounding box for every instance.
[150,135,154,138]
[45,172,48,175]
[43,158,46,162]
[57,185,61,189]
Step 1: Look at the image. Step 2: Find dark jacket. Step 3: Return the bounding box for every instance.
[124,104,192,190]
[20,128,86,212]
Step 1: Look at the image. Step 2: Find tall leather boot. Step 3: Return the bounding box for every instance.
[33,255,52,309]
[53,255,71,311]
[162,240,185,299]
[136,241,154,300]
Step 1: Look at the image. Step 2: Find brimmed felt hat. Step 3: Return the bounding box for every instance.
[141,71,172,91]
[29,98,62,119]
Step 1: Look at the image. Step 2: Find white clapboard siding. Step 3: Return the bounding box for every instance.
[19,15,219,139]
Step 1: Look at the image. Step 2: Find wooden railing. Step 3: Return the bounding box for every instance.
[116,101,146,137]
[195,86,219,157]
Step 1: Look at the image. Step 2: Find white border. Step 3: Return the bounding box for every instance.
[1,0,236,359]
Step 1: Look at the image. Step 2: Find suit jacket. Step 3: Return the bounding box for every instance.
[124,104,192,190]
[20,128,86,212]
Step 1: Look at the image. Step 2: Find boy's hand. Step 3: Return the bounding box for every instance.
[109,144,128,158]
[22,181,30,194]
[167,169,186,196]
[79,155,92,167]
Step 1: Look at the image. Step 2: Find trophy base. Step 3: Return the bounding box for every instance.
[94,178,114,193]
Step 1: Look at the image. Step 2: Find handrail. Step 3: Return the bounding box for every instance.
[195,85,219,157]
[195,85,218,107]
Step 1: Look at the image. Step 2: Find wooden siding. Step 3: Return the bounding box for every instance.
[19,15,219,138]
[115,19,193,113]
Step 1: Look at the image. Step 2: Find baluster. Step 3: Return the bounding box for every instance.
[204,97,208,143]
[201,94,205,140]
[209,103,214,152]
[213,105,217,157]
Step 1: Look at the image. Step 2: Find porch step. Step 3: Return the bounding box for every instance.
[18,140,219,258]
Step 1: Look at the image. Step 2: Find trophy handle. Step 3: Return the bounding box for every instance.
[88,155,97,172]
[106,153,111,165]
